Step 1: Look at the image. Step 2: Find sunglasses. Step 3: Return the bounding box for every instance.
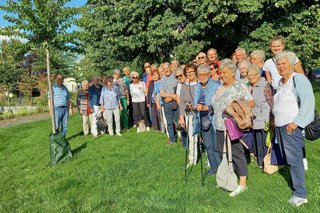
[175,74,183,79]
[198,56,205,59]
[132,76,138,79]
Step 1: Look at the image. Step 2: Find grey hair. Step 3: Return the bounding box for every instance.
[130,71,139,78]
[92,76,100,81]
[235,47,246,54]
[113,69,120,74]
[197,64,211,74]
[220,61,236,74]
[238,59,251,69]
[82,80,89,85]
[175,67,184,75]
[247,64,261,75]
[250,50,265,61]
[275,51,296,65]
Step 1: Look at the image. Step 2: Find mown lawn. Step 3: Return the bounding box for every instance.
[0,81,320,212]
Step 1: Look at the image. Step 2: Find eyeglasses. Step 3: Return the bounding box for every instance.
[175,74,183,79]
[186,71,195,74]
[132,76,138,79]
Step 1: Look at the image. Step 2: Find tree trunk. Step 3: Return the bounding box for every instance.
[46,41,56,133]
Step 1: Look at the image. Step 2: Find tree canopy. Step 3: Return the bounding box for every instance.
[79,0,320,72]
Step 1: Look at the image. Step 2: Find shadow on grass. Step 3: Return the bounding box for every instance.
[72,142,87,156]
[278,166,293,189]
[67,131,84,140]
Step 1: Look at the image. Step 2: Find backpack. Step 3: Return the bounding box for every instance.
[224,100,253,130]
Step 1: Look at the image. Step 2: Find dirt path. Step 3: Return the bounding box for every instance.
[0,112,50,128]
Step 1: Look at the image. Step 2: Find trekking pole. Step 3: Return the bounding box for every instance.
[198,133,205,187]
[184,112,190,181]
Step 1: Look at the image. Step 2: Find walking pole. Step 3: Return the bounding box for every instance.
[198,132,205,187]
[184,112,190,181]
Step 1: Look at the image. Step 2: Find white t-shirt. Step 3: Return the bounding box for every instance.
[263,56,299,89]
[273,73,299,127]
[130,82,146,103]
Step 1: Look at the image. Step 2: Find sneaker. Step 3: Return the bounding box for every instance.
[116,132,122,136]
[229,185,247,197]
[288,195,308,207]
[303,158,308,171]
[109,133,114,136]
[146,127,150,131]
[137,127,140,133]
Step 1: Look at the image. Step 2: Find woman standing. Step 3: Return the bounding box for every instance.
[272,51,314,207]
[194,64,221,176]
[247,65,273,168]
[76,80,92,135]
[129,72,150,132]
[212,61,255,197]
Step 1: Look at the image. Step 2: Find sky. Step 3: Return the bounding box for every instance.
[0,0,87,41]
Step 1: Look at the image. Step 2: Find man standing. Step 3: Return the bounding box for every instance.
[160,62,178,144]
[48,74,72,136]
[207,48,220,67]
[88,76,102,137]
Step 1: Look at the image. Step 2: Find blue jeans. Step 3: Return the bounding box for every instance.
[276,125,306,198]
[201,124,221,173]
[163,102,178,142]
[54,106,68,136]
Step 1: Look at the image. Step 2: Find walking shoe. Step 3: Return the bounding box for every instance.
[288,195,308,207]
[137,127,140,133]
[229,185,247,197]
[303,158,308,171]
[116,132,122,136]
[146,127,150,131]
[109,133,114,136]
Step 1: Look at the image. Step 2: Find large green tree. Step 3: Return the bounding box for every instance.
[0,0,80,133]
[80,0,319,72]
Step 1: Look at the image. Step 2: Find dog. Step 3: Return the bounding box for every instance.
[138,120,146,133]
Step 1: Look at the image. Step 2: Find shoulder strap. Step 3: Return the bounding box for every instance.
[292,76,301,107]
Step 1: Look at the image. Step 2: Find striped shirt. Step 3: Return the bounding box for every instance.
[49,84,69,107]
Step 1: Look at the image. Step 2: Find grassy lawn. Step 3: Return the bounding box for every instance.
[0,82,319,212]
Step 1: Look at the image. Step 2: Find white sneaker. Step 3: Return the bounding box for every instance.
[109,132,114,136]
[146,127,150,131]
[137,127,140,133]
[116,132,122,136]
[288,195,308,207]
[229,185,247,197]
[303,158,308,171]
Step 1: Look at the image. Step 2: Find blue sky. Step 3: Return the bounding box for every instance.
[0,0,87,28]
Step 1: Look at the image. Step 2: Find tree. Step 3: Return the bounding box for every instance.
[80,0,319,71]
[0,0,80,133]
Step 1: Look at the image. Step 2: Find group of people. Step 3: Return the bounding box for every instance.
[50,35,315,207]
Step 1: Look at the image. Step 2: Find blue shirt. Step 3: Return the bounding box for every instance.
[159,72,178,94]
[50,84,69,107]
[88,84,102,108]
[100,86,120,110]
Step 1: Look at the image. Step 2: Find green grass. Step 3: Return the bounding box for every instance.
[0,81,320,212]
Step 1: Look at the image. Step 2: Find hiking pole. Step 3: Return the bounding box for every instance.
[198,132,205,187]
[184,111,190,181]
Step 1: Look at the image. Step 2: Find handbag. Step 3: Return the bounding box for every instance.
[216,131,238,192]
[201,115,212,131]
[224,118,243,141]
[304,111,320,141]
[264,143,284,175]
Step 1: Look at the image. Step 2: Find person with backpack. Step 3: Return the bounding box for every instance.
[272,51,315,207]
[212,60,255,197]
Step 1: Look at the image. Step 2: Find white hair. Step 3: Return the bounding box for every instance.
[250,50,265,61]
[275,51,296,65]
[220,61,236,74]
[82,80,89,85]
[197,64,210,74]
[247,64,260,75]
[235,47,246,54]
[238,59,251,69]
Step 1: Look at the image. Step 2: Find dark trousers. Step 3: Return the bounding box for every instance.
[132,101,150,126]
[201,125,221,173]
[163,102,179,142]
[150,103,161,131]
[276,125,306,198]
[217,130,248,176]
[254,129,268,166]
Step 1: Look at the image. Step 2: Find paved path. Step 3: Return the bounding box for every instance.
[0,112,50,128]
